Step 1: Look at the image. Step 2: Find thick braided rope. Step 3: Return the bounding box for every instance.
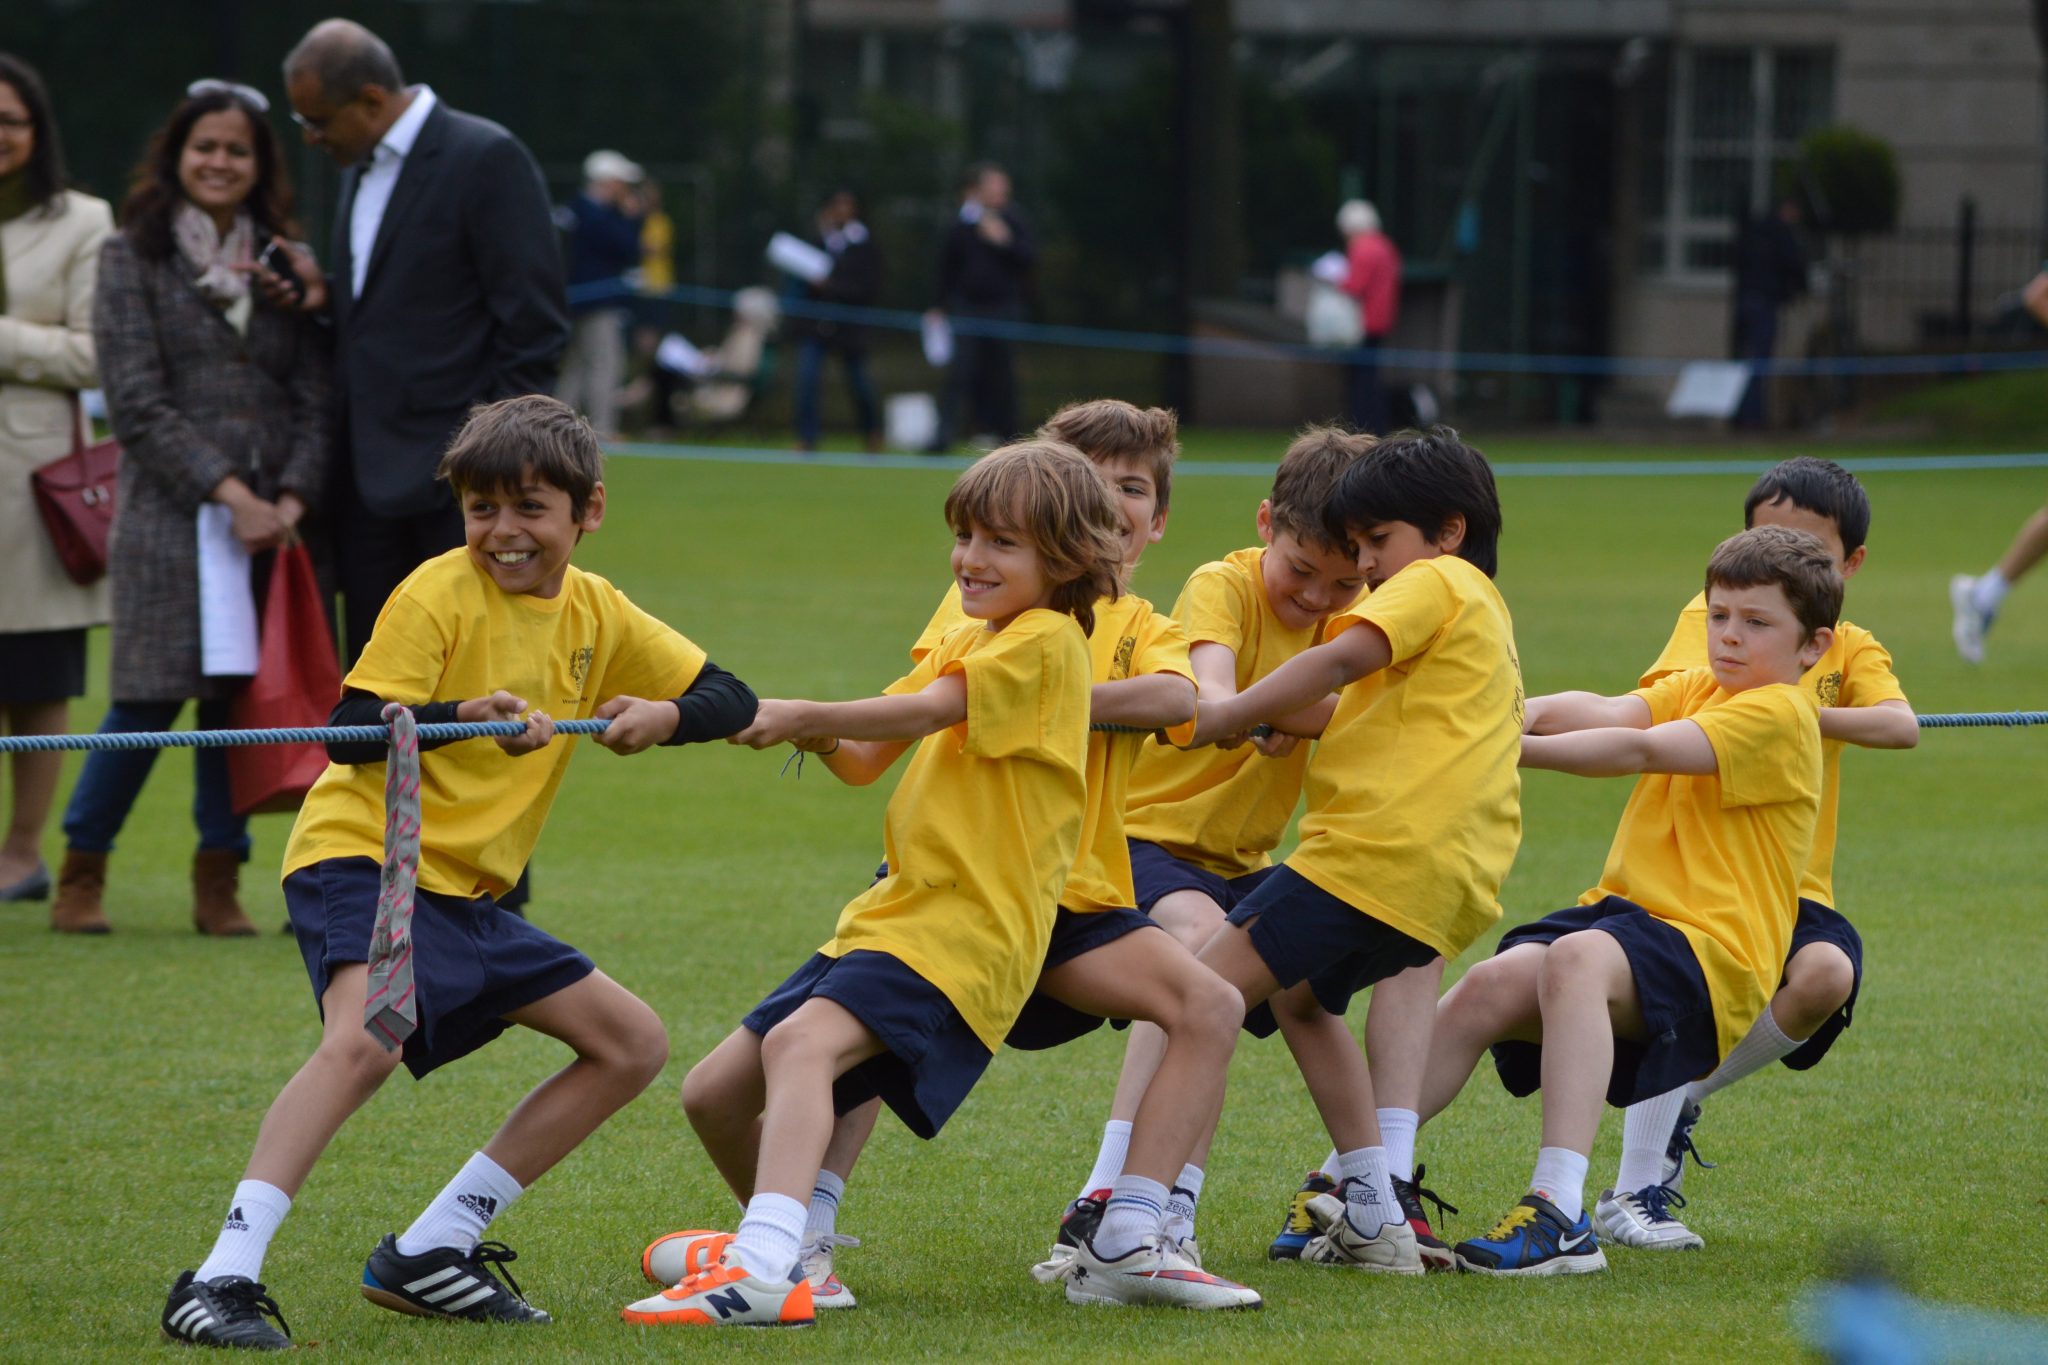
[363,704,423,1052]
[0,719,613,752]
[1913,711,2048,728]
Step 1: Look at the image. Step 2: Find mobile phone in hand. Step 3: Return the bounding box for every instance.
[256,240,308,306]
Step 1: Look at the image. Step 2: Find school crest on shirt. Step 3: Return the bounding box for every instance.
[568,645,595,689]
[1814,671,1842,707]
[1111,634,1136,680]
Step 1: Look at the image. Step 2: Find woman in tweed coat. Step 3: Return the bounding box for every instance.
[53,82,329,934]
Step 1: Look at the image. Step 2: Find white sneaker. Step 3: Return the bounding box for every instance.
[1952,574,1990,664]
[800,1233,859,1310]
[621,1248,814,1328]
[1301,1192,1425,1274]
[1593,1185,1705,1251]
[1059,1234,1262,1310]
[642,1229,734,1286]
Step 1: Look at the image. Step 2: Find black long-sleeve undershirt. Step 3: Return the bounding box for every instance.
[323,660,759,764]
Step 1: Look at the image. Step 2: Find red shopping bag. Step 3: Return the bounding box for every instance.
[228,541,343,815]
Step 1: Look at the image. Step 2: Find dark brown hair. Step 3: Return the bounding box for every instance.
[0,53,70,214]
[1705,525,1843,641]
[1268,425,1377,553]
[1037,399,1179,511]
[943,439,1126,637]
[119,88,296,261]
[438,395,605,519]
[1743,456,1871,556]
[1327,426,1504,578]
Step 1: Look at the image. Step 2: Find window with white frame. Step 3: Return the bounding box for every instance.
[1640,46,1834,277]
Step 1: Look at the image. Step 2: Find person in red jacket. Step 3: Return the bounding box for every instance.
[1338,200,1401,433]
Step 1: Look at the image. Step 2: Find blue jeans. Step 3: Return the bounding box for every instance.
[63,698,250,858]
[794,338,879,448]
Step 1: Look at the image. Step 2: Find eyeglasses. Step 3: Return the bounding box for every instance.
[186,79,270,114]
[288,95,359,137]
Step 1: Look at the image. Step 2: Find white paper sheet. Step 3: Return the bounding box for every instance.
[766,231,833,284]
[1310,250,1349,286]
[1666,361,1755,419]
[922,313,954,367]
[655,332,718,377]
[197,503,259,677]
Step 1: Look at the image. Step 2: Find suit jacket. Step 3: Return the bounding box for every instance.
[0,190,113,633]
[792,224,881,352]
[331,100,568,518]
[94,232,330,699]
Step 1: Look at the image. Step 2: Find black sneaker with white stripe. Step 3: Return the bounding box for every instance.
[360,1235,551,1323]
[160,1271,292,1350]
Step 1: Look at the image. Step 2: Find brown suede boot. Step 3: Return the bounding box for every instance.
[192,849,257,937]
[50,850,110,934]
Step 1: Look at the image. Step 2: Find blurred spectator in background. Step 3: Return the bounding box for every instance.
[0,53,113,908]
[1948,264,2048,664]
[638,178,673,293]
[792,187,881,453]
[1731,195,1808,429]
[60,80,329,936]
[1337,198,1401,433]
[557,148,645,440]
[928,162,1034,451]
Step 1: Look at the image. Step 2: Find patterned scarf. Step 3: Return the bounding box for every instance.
[171,199,254,308]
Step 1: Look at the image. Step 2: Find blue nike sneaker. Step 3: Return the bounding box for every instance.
[1453,1195,1607,1276]
[1662,1098,1716,1190]
[1268,1171,1336,1260]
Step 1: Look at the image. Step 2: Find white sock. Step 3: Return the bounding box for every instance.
[1692,1005,1804,1101]
[1972,567,2011,618]
[1079,1120,1131,1199]
[1162,1164,1203,1244]
[1376,1108,1420,1183]
[1615,1087,1687,1193]
[1317,1147,1341,1181]
[1094,1174,1169,1260]
[396,1151,524,1257]
[731,1192,808,1282]
[194,1180,292,1283]
[1334,1146,1398,1235]
[804,1171,845,1244]
[1530,1147,1590,1223]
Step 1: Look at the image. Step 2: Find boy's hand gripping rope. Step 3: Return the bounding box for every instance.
[364,704,422,1051]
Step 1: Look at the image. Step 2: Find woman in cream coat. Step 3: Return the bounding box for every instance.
[0,54,112,908]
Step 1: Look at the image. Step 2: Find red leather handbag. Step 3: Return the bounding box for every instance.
[228,540,342,815]
[30,405,120,585]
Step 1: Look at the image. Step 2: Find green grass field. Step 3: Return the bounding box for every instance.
[3,432,2045,1360]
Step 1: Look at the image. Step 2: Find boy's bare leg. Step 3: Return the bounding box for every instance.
[1271,984,1382,1154]
[1771,941,1855,1041]
[487,971,671,1183]
[681,1028,769,1203]
[820,1098,881,1181]
[1417,944,1545,1125]
[1996,505,2048,583]
[753,999,887,1202]
[1535,931,1646,1155]
[1102,891,1226,1126]
[241,964,407,1193]
[1364,958,1446,1116]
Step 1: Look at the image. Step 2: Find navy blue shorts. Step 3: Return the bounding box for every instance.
[1226,865,1440,1039]
[1005,906,1162,1051]
[743,950,993,1140]
[284,857,595,1080]
[1781,898,1863,1071]
[1488,897,1721,1107]
[1128,839,1281,916]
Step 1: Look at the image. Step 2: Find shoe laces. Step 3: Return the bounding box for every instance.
[1480,1202,1539,1242]
[466,1240,529,1303]
[1397,1164,1460,1225]
[207,1278,292,1340]
[1666,1104,1717,1174]
[807,1232,861,1253]
[1629,1183,1689,1225]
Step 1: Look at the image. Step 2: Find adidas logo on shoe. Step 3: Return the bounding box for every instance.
[457,1193,500,1221]
[223,1206,250,1232]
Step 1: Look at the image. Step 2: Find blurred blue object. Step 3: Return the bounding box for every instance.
[1803,1280,2048,1363]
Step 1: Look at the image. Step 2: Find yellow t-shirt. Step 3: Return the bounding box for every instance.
[1640,592,1908,907]
[283,550,707,899]
[1586,668,1823,1060]
[909,583,972,662]
[1288,555,1524,960]
[823,608,1093,1052]
[1124,547,1356,877]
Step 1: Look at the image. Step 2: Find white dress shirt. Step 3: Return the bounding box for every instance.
[348,85,438,300]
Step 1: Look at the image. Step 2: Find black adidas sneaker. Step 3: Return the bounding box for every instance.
[160,1271,291,1350]
[360,1235,551,1323]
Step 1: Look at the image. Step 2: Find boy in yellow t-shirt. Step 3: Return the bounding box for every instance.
[625,441,1128,1329]
[1596,457,1914,1253]
[1182,429,1525,1277]
[159,397,755,1349]
[1420,525,1837,1277]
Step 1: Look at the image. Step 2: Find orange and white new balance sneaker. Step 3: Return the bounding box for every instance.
[641,1230,735,1287]
[621,1250,814,1328]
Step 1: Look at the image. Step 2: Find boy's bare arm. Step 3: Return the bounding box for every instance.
[1520,718,1718,777]
[1090,673,1197,730]
[1192,624,1387,747]
[729,675,968,785]
[1524,691,1653,735]
[1266,693,1339,739]
[1819,698,1918,749]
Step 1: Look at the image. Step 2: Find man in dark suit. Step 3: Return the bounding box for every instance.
[791,187,882,452]
[266,19,568,664]
[927,162,1034,451]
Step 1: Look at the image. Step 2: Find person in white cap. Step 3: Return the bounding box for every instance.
[556,149,646,440]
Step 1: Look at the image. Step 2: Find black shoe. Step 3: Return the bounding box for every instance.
[161,1271,292,1350]
[1392,1165,1460,1272]
[360,1236,551,1324]
[1053,1191,1108,1254]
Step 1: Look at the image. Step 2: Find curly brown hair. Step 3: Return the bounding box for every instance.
[119,87,296,261]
